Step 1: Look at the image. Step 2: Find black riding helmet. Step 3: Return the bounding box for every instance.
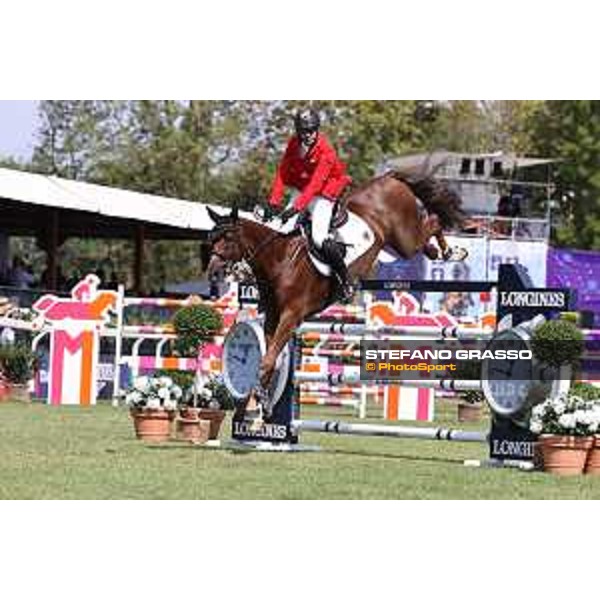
[294,108,321,137]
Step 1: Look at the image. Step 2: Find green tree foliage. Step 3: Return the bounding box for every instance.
[529,101,600,249]
[431,100,542,155]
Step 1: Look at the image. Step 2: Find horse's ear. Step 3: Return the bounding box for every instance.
[206,206,222,224]
[231,205,239,221]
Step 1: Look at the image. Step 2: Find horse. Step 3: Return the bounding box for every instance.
[205,170,466,420]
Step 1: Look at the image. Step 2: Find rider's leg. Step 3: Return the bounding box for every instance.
[309,198,354,303]
[308,197,335,248]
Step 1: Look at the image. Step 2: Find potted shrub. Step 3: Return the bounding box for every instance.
[529,392,600,475]
[453,359,484,421]
[458,390,485,422]
[172,304,223,359]
[570,383,600,474]
[0,344,37,402]
[124,375,182,443]
[530,319,584,396]
[194,375,235,441]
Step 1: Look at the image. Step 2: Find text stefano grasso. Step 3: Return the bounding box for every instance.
[364,349,533,361]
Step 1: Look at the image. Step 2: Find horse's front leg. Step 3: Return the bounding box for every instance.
[245,310,300,422]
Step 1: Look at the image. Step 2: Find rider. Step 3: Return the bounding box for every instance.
[268,108,354,302]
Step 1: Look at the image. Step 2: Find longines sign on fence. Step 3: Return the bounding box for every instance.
[499,290,570,310]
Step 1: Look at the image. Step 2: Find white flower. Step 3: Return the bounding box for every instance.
[172,385,183,400]
[158,387,170,401]
[146,397,161,410]
[574,409,593,425]
[552,399,566,415]
[125,391,142,406]
[134,376,150,393]
[558,413,576,431]
[530,420,543,434]
[163,399,177,411]
[159,376,173,388]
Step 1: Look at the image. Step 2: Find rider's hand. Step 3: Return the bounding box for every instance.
[279,207,298,224]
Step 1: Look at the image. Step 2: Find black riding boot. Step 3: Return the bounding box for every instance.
[321,239,354,304]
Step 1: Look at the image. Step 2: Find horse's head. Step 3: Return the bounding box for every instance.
[205,206,244,278]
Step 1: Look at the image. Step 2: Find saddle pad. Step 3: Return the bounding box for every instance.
[254,210,376,276]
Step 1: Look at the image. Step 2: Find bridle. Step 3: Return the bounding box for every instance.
[208,221,283,268]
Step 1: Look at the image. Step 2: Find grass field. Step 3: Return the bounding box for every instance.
[1,399,600,499]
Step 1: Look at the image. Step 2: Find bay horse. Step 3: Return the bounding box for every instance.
[206,170,465,420]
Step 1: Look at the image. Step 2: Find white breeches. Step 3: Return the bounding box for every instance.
[287,192,334,249]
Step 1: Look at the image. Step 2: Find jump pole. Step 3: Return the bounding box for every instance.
[292,419,487,443]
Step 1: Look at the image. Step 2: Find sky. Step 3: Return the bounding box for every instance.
[0,100,39,160]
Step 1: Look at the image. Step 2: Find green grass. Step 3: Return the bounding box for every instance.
[1,400,600,499]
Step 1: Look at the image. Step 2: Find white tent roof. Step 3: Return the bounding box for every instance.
[0,167,219,231]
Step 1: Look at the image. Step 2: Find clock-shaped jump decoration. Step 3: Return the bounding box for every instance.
[482,315,554,418]
[222,320,292,407]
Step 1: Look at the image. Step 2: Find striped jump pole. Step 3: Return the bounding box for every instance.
[298,398,362,409]
[292,420,488,443]
[295,370,482,391]
[296,322,492,340]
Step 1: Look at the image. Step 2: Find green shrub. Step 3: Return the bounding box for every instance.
[530,320,584,368]
[570,382,600,401]
[172,304,223,358]
[0,344,37,384]
[154,369,196,393]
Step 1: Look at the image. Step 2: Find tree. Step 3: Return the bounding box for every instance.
[530,101,600,249]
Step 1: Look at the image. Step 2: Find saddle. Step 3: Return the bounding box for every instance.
[296,205,375,278]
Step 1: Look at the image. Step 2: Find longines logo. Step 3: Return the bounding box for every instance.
[233,421,288,440]
[500,290,568,309]
[239,285,259,303]
[492,439,535,458]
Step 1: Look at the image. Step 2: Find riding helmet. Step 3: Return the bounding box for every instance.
[294,108,321,135]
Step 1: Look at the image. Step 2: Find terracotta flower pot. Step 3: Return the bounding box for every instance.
[457,402,482,423]
[177,418,211,444]
[9,384,31,403]
[130,409,175,443]
[197,408,226,440]
[180,407,201,421]
[538,435,593,476]
[0,380,10,402]
[585,436,600,475]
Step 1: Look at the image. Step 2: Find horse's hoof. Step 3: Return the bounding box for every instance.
[244,406,264,431]
[444,247,469,262]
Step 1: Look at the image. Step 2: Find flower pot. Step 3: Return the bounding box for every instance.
[177,418,211,444]
[585,436,600,475]
[538,435,593,476]
[0,379,10,402]
[180,407,201,421]
[457,402,482,423]
[130,409,175,443]
[9,383,31,403]
[197,408,226,440]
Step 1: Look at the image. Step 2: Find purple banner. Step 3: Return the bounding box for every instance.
[547,248,600,326]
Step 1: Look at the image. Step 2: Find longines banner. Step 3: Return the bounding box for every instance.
[378,235,550,320]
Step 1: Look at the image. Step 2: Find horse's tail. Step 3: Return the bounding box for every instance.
[390,170,465,230]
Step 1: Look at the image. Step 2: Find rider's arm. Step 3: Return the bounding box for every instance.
[293,150,336,211]
[269,140,294,208]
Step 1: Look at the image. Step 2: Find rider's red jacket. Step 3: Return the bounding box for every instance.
[269,134,352,211]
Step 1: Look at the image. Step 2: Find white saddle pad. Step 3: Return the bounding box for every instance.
[264,211,377,277]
